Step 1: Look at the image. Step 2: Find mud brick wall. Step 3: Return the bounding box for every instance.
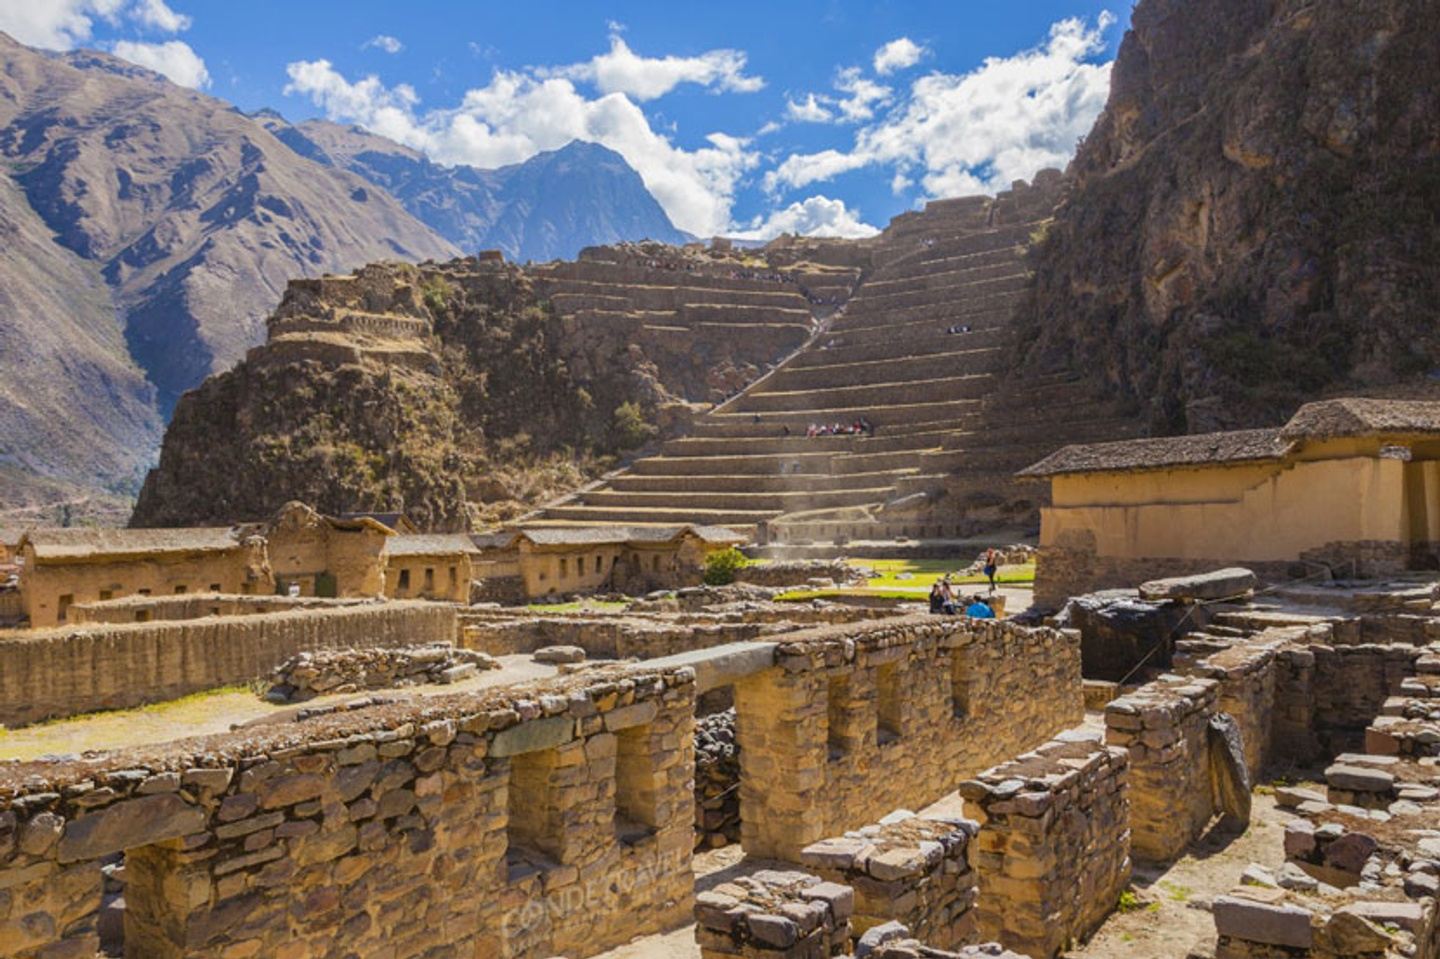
[0,663,695,959]
[961,730,1131,959]
[0,602,457,727]
[734,617,1083,859]
[1104,676,1218,862]
[799,814,978,948]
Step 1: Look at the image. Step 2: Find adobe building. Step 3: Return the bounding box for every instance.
[382,533,476,602]
[263,502,392,598]
[15,527,269,628]
[472,525,747,600]
[1021,399,1440,607]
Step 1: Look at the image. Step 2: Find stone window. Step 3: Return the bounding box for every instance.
[952,648,972,720]
[423,567,434,592]
[398,568,410,592]
[507,748,563,879]
[876,662,902,745]
[99,589,113,601]
[448,566,457,588]
[595,554,604,573]
[135,609,151,623]
[560,558,568,579]
[615,725,658,843]
[827,674,852,760]
[137,588,151,596]
[652,555,660,572]
[174,585,187,594]
[578,556,586,577]
[58,593,74,621]
[208,583,221,592]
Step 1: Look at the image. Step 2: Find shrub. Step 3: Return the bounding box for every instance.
[703,547,747,586]
[611,401,657,450]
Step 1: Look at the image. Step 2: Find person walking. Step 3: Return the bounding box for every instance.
[983,548,998,591]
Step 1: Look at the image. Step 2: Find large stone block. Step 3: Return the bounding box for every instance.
[57,795,205,863]
[1213,894,1313,948]
[1138,568,1256,603]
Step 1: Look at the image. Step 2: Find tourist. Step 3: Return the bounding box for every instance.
[939,577,957,614]
[983,548,999,591]
[965,595,996,619]
[929,581,946,615]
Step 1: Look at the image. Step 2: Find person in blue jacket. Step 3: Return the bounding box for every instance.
[964,595,996,619]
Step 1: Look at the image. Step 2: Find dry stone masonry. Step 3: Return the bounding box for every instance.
[961,729,1131,959]
[265,644,499,702]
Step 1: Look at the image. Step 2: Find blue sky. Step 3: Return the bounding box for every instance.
[2,1,1125,239]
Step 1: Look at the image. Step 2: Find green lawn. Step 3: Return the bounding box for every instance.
[776,556,1034,602]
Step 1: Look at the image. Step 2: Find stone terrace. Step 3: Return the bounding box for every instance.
[530,173,1143,538]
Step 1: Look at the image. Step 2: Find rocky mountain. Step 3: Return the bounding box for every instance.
[257,116,690,262]
[1016,0,1440,433]
[0,32,693,520]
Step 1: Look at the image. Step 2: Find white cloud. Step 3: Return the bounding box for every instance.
[785,93,834,124]
[765,14,1114,199]
[729,195,879,241]
[0,0,126,50]
[284,60,758,236]
[873,37,926,75]
[362,34,403,54]
[780,67,891,126]
[112,38,209,87]
[545,35,763,101]
[130,0,189,32]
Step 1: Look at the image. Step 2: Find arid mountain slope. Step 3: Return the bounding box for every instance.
[0,33,458,417]
[1017,0,1440,433]
[261,116,689,261]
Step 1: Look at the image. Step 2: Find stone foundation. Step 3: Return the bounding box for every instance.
[266,644,499,701]
[961,728,1131,959]
[695,869,854,958]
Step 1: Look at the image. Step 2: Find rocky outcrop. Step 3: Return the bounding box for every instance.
[133,245,834,529]
[1018,0,1440,433]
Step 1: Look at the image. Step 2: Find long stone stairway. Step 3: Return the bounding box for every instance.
[529,171,1143,538]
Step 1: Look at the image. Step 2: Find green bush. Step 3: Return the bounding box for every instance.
[611,401,657,450]
[703,547,747,586]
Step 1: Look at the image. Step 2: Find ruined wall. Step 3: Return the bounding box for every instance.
[734,618,1084,859]
[69,592,372,624]
[1034,538,1292,610]
[1281,640,1426,758]
[799,814,978,948]
[462,615,781,659]
[962,730,1131,959]
[1104,676,1218,862]
[0,664,695,959]
[0,603,456,727]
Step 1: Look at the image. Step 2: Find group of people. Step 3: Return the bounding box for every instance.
[929,578,995,618]
[945,324,973,335]
[801,418,874,437]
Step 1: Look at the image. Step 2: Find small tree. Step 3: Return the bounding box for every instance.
[703,547,746,586]
[611,401,657,450]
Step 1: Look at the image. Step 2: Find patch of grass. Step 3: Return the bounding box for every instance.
[0,684,253,742]
[842,557,1035,594]
[1160,880,1193,903]
[1116,890,1145,913]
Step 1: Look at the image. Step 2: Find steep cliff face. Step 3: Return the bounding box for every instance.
[1018,0,1440,432]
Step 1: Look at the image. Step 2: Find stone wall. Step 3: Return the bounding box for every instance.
[799,812,977,948]
[1104,676,1218,863]
[1276,640,1428,760]
[0,602,456,727]
[1034,544,1293,610]
[694,868,854,959]
[0,662,695,959]
[733,560,861,589]
[1188,633,1288,776]
[734,617,1084,859]
[961,729,1131,959]
[266,644,498,702]
[462,615,781,659]
[69,592,372,624]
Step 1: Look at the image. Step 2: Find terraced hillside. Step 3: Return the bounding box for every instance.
[532,171,1143,539]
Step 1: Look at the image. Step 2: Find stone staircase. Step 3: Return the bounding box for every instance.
[528,171,1143,540]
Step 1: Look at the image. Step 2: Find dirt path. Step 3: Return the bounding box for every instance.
[1066,793,1290,959]
[0,655,556,760]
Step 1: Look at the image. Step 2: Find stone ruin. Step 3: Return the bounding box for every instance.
[0,564,1437,959]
